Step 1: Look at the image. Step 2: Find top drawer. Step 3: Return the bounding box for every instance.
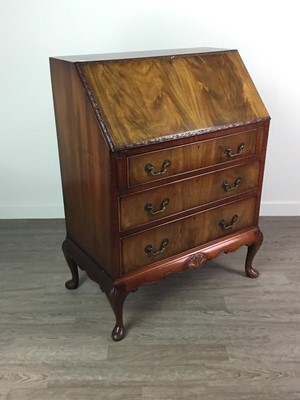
[128,128,258,187]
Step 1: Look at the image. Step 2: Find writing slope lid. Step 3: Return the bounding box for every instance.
[77,48,269,151]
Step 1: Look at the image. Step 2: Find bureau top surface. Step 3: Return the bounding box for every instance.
[52,48,269,151]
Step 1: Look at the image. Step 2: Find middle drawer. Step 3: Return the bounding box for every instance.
[120,161,259,230]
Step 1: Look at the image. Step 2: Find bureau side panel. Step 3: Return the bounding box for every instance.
[50,59,114,277]
[253,119,270,224]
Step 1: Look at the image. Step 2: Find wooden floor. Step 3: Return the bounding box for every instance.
[0,217,300,399]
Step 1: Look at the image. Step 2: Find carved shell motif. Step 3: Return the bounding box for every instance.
[186,253,207,270]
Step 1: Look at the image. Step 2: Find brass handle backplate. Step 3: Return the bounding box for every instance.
[144,238,169,256]
[145,160,171,176]
[222,177,242,192]
[224,143,245,158]
[218,214,239,230]
[144,198,170,215]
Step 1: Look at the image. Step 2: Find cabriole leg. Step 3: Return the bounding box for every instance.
[106,286,129,341]
[245,229,263,278]
[62,240,79,290]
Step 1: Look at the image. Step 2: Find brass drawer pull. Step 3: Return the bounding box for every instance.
[224,143,245,158]
[145,160,171,176]
[222,177,242,192]
[144,198,170,215]
[144,239,169,256]
[219,214,239,230]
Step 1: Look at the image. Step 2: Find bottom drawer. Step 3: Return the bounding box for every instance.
[121,197,256,274]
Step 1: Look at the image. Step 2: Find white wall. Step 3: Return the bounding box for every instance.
[0,0,299,218]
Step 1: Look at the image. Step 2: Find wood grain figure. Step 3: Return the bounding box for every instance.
[50,47,270,340]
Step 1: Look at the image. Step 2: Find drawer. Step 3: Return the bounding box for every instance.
[120,161,259,230]
[121,197,256,274]
[128,128,258,186]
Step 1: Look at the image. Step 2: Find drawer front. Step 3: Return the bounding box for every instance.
[128,129,258,186]
[121,197,256,274]
[120,161,259,230]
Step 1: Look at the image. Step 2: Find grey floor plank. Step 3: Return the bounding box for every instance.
[0,217,300,399]
[6,387,142,400]
[107,343,228,365]
[142,385,300,400]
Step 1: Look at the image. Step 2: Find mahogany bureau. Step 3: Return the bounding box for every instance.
[50,48,270,341]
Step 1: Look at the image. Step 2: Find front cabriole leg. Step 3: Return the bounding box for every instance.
[62,239,79,289]
[106,286,129,341]
[245,229,263,278]
[61,238,130,340]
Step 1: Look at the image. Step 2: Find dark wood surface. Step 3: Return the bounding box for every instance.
[120,161,260,230]
[80,50,269,150]
[50,49,270,341]
[121,197,256,273]
[1,218,299,399]
[50,59,118,279]
[127,127,259,186]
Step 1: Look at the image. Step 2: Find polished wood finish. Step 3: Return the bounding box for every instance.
[128,127,258,186]
[121,197,256,273]
[50,48,270,340]
[50,59,117,278]
[116,226,261,292]
[80,51,268,149]
[120,161,260,230]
